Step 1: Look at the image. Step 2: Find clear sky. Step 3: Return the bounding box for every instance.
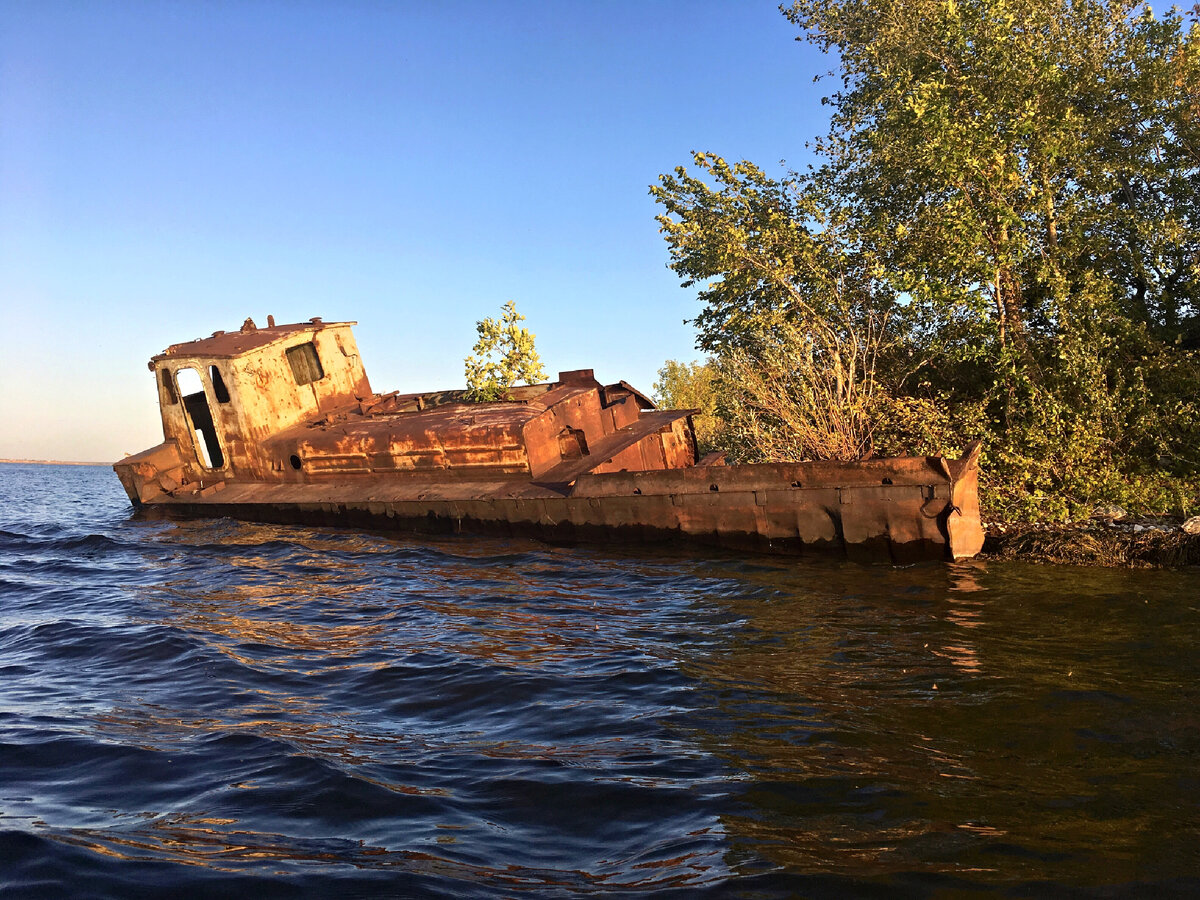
[0,0,828,462]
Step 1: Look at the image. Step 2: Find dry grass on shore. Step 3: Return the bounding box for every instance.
[982,522,1200,568]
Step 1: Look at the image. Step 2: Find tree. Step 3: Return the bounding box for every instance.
[781,0,1200,515]
[463,301,546,402]
[784,0,1200,350]
[653,0,1200,518]
[653,358,723,454]
[651,155,894,461]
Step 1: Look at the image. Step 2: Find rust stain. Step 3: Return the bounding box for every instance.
[115,317,985,561]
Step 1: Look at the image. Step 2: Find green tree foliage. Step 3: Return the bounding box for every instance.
[653,0,1200,520]
[652,358,723,453]
[652,155,894,461]
[463,301,546,402]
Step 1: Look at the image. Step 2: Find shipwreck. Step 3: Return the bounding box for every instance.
[114,317,985,562]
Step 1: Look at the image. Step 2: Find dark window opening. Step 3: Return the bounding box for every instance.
[289,454,302,470]
[175,367,224,469]
[557,427,589,460]
[160,369,178,405]
[209,365,231,403]
[287,342,324,385]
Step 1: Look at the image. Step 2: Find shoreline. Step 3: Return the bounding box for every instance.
[980,519,1200,568]
[0,459,112,467]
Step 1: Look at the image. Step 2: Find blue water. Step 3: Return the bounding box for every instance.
[1,462,1198,898]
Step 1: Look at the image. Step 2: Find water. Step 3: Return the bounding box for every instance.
[1,463,1198,898]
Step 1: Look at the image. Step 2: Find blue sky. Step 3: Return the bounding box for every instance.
[0,1,828,461]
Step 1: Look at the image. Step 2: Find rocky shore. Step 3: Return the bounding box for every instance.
[980,515,1200,568]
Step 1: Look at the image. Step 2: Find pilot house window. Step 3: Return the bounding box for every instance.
[286,342,324,385]
[209,365,231,403]
[159,368,178,405]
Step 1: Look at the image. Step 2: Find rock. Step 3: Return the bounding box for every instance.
[1092,504,1126,521]
[1183,516,1200,535]
[1133,524,1146,533]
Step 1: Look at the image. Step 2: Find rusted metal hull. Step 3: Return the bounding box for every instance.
[115,317,985,562]
[127,451,985,563]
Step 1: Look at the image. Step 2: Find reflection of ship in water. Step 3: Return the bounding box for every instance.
[79,529,739,890]
[669,560,1198,888]
[667,561,1003,880]
[89,535,996,885]
[115,316,985,562]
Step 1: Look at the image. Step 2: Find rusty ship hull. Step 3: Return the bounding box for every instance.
[115,318,985,562]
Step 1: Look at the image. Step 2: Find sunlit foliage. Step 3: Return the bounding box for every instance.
[463,301,546,402]
[654,0,1200,520]
[652,359,723,454]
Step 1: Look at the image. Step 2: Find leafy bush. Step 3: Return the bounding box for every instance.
[652,359,724,455]
[463,301,546,402]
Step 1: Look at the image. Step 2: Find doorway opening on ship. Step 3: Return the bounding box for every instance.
[175,367,225,470]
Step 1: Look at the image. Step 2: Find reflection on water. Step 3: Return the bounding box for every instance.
[1,463,1198,897]
[679,561,1200,890]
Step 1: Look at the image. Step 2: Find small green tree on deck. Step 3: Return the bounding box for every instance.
[463,301,546,402]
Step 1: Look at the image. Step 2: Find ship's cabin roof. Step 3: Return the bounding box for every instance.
[151,317,353,363]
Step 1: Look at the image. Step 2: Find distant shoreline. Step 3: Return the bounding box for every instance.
[0,459,111,468]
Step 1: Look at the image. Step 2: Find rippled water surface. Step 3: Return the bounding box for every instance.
[2,463,1199,898]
